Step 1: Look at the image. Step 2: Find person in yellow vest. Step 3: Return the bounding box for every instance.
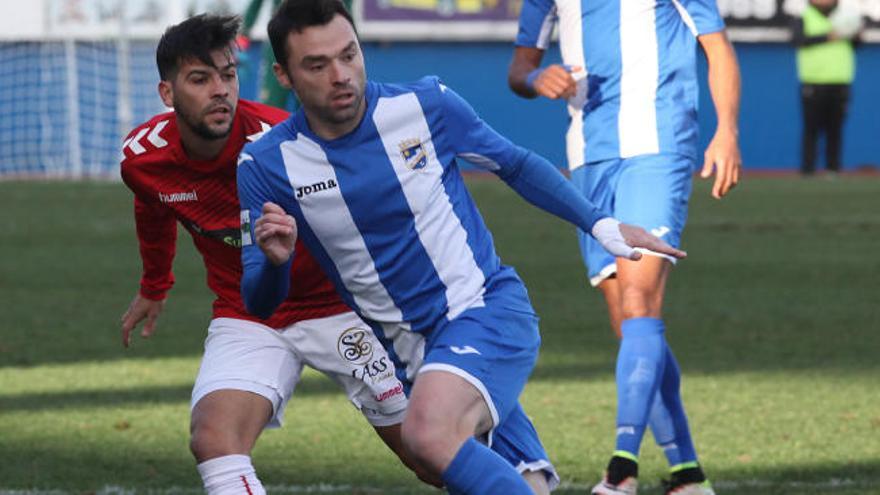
[792,0,863,176]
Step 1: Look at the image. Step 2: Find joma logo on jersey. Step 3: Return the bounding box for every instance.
[159,190,198,203]
[399,138,427,170]
[296,179,338,198]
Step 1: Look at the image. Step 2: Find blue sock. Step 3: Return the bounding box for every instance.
[442,437,533,494]
[654,345,698,468]
[648,392,684,466]
[615,317,666,459]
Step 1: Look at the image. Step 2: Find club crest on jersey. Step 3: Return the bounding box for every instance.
[399,138,427,170]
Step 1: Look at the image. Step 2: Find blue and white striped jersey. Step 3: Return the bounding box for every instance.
[516,0,725,168]
[238,77,606,337]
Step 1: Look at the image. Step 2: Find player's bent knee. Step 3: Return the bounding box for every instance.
[189,390,272,461]
[190,418,259,462]
[400,415,463,473]
[190,425,226,461]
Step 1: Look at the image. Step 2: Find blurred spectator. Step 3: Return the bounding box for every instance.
[792,0,863,176]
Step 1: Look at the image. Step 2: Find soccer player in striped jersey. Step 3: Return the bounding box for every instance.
[237,1,686,493]
[509,1,742,494]
[119,14,431,494]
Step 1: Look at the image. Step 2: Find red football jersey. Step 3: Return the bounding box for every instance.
[120,99,350,328]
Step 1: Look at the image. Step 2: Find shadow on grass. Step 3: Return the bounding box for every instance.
[0,440,420,493]
[2,439,878,494]
[0,375,348,413]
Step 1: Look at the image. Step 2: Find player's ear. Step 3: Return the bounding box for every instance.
[158,80,174,108]
[272,62,293,90]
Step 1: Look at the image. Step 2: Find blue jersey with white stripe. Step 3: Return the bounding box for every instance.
[516,0,725,168]
[239,77,604,336]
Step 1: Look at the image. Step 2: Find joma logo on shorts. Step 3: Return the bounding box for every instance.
[296,179,338,198]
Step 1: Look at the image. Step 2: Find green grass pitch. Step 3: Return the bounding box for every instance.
[0,176,878,494]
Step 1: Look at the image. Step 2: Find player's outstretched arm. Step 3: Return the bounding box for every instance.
[120,293,166,348]
[498,150,685,261]
[438,82,685,261]
[508,47,580,100]
[699,30,742,199]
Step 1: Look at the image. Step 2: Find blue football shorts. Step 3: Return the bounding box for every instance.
[369,272,554,482]
[491,402,560,490]
[571,152,695,286]
[420,275,540,428]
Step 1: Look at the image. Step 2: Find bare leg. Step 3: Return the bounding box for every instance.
[374,423,443,488]
[401,370,533,493]
[190,390,273,495]
[190,389,273,461]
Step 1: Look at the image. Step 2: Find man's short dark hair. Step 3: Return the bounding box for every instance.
[156,14,241,81]
[268,0,356,68]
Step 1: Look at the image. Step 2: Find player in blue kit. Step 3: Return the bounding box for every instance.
[236,0,685,493]
[509,1,742,494]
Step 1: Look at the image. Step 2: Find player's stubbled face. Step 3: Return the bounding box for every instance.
[285,15,366,135]
[172,48,240,140]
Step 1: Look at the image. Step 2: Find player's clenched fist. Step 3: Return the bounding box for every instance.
[530,64,581,100]
[255,202,297,266]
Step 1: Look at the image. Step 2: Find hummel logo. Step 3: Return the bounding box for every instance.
[159,190,198,203]
[651,226,670,238]
[450,345,481,356]
[296,179,338,198]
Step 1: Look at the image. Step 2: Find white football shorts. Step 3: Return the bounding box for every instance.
[191,311,408,428]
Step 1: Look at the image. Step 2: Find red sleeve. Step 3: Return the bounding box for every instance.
[133,195,177,300]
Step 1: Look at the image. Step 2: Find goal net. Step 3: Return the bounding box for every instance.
[0,0,198,180]
[0,39,166,179]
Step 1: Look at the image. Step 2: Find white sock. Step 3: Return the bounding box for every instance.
[196,454,266,495]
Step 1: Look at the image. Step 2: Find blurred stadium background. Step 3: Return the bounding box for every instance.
[1,1,879,494]
[0,0,878,179]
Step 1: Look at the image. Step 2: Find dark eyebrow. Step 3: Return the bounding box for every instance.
[301,54,330,65]
[301,41,357,65]
[185,69,211,78]
[184,63,235,78]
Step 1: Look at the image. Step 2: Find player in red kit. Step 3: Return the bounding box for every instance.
[119,14,431,494]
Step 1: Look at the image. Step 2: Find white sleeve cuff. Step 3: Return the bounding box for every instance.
[591,217,635,259]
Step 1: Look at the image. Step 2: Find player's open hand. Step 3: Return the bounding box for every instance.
[701,128,741,199]
[255,202,297,266]
[531,64,582,100]
[592,218,687,261]
[120,293,165,348]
